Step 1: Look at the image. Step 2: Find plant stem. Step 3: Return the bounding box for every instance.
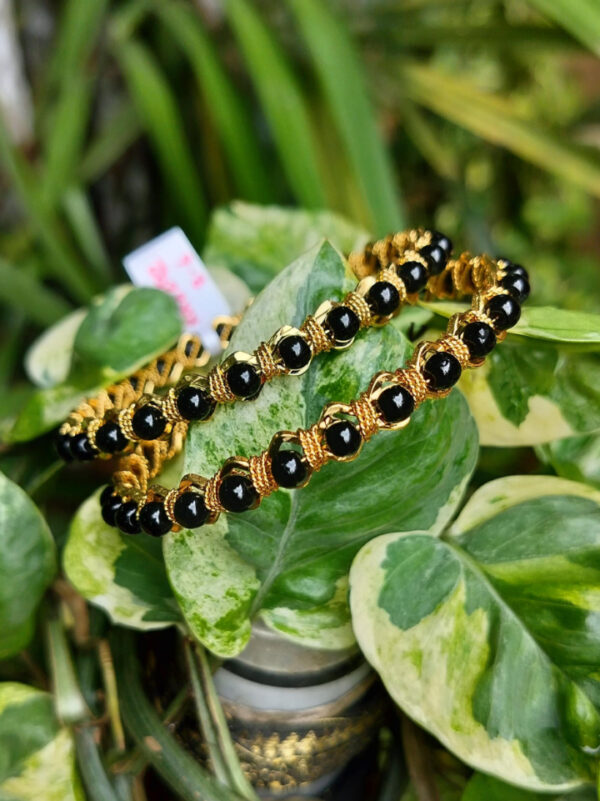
[400,714,440,801]
[75,725,123,801]
[45,615,89,725]
[98,638,126,752]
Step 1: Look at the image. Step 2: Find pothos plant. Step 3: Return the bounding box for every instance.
[1,203,600,801]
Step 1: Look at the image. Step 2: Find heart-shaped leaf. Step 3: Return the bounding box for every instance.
[350,475,600,791]
[64,490,180,631]
[0,473,56,658]
[164,240,478,656]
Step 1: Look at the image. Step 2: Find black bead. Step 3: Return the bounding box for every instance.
[100,485,114,506]
[366,281,400,317]
[485,294,521,331]
[96,420,128,453]
[423,352,462,391]
[325,420,362,458]
[397,261,428,293]
[101,492,123,527]
[176,385,215,421]
[271,450,308,489]
[115,500,141,535]
[173,491,209,529]
[419,243,447,276]
[139,501,172,537]
[55,433,73,462]
[501,273,530,303]
[132,404,167,440]
[226,362,262,399]
[218,474,258,513]
[326,305,360,344]
[71,433,97,461]
[461,322,497,358]
[431,231,453,255]
[277,335,312,371]
[376,386,415,423]
[499,258,528,280]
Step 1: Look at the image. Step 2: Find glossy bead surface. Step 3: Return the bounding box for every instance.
[376,386,415,423]
[100,485,115,506]
[96,421,128,453]
[115,500,141,535]
[71,433,97,461]
[326,306,360,343]
[366,281,400,317]
[397,261,428,294]
[485,294,521,331]
[499,259,528,279]
[176,385,214,421]
[132,405,167,440]
[218,474,258,513]
[277,335,312,370]
[431,231,453,255]
[423,352,462,391]
[139,501,172,536]
[501,273,530,303]
[419,243,447,275]
[461,322,497,358]
[101,492,123,527]
[325,420,362,458]
[55,433,73,462]
[226,362,262,398]
[271,450,308,488]
[174,491,209,529]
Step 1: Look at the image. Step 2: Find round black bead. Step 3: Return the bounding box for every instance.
[461,322,497,358]
[115,500,141,535]
[277,335,312,371]
[499,259,528,279]
[423,352,462,391]
[326,306,360,343]
[71,432,97,461]
[271,450,308,489]
[419,243,447,276]
[218,474,258,513]
[176,385,214,421]
[376,386,415,424]
[139,501,172,537]
[101,492,123,527]
[100,485,114,506]
[397,261,428,294]
[173,491,209,529]
[501,273,530,303]
[95,420,128,453]
[485,294,521,331]
[55,433,73,462]
[226,362,262,399]
[431,231,453,255]
[366,281,400,317]
[132,404,167,440]
[325,420,362,458]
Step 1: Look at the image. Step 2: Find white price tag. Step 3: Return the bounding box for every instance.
[122,227,230,355]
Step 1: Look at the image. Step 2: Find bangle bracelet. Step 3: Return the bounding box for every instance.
[55,227,453,463]
[99,251,530,536]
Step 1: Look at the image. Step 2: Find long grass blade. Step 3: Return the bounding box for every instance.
[287,0,405,233]
[525,0,600,57]
[79,102,141,183]
[62,187,112,285]
[225,0,326,209]
[403,63,600,198]
[46,0,109,92]
[0,256,71,326]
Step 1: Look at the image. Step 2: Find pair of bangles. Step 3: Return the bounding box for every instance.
[55,228,530,537]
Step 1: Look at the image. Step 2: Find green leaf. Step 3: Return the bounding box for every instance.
[204,201,369,293]
[0,683,84,801]
[225,0,326,209]
[63,489,180,631]
[165,240,478,656]
[46,0,109,92]
[10,286,182,442]
[350,475,600,791]
[0,257,72,328]
[287,0,405,234]
[0,474,55,659]
[541,434,600,490]
[462,772,597,801]
[525,0,600,58]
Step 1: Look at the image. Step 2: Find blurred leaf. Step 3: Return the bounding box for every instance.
[540,434,600,490]
[350,476,600,791]
[403,63,600,198]
[62,188,111,284]
[204,201,369,292]
[226,0,326,209]
[64,490,180,631]
[46,0,109,92]
[114,38,207,243]
[0,257,71,327]
[288,0,405,234]
[24,309,87,389]
[0,473,56,659]
[79,102,141,183]
[155,2,273,204]
[525,0,600,58]
[0,683,84,801]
